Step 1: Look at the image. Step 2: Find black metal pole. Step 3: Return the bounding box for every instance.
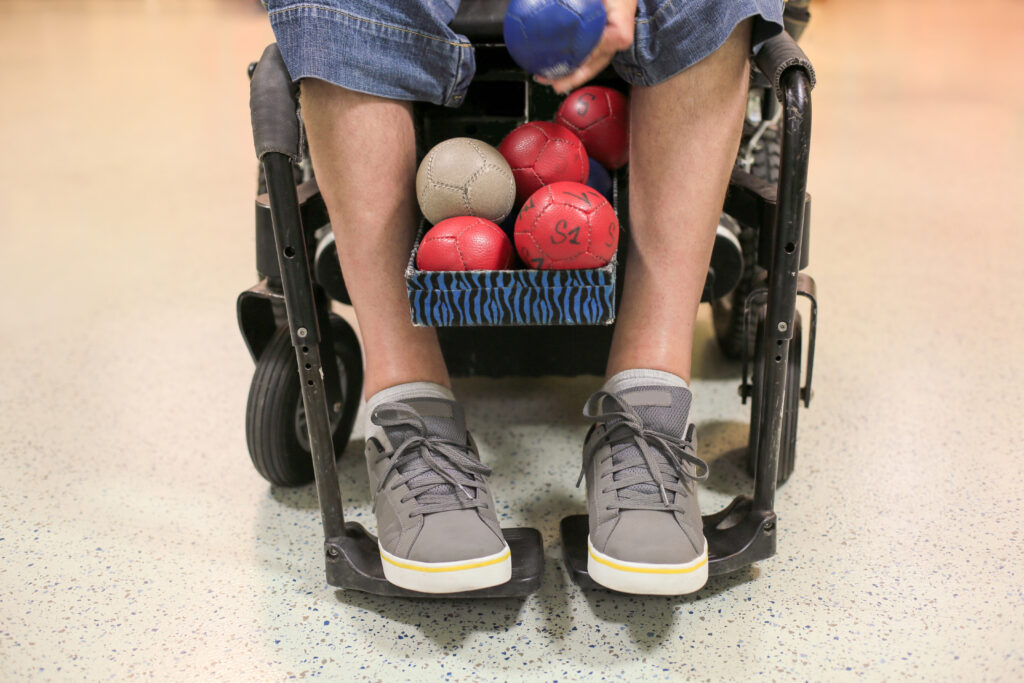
[753,70,812,513]
[263,152,346,540]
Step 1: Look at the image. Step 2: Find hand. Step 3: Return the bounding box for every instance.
[537,0,637,94]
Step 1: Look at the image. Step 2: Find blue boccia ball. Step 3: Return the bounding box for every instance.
[503,0,606,79]
[585,157,613,201]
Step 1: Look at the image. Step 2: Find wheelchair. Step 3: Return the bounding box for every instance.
[239,0,817,597]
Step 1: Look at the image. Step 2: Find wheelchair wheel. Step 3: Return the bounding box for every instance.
[245,314,363,487]
[746,310,801,485]
[748,122,781,185]
[713,123,780,360]
[711,222,758,360]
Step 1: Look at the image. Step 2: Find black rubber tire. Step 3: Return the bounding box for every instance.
[713,123,781,360]
[245,314,363,487]
[711,225,759,360]
[749,123,781,186]
[746,311,801,485]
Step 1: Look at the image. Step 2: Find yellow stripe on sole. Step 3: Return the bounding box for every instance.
[588,548,707,575]
[380,548,511,573]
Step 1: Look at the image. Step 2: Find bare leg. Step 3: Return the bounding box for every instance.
[300,80,449,397]
[607,20,753,382]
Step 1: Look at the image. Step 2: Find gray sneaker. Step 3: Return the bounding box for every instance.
[365,397,510,593]
[579,385,710,594]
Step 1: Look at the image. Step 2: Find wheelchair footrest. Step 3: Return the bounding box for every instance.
[560,496,777,591]
[325,523,544,598]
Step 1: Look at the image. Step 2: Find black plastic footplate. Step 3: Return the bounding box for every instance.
[325,523,544,598]
[561,495,777,591]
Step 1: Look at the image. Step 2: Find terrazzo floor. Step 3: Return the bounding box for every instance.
[2,0,1023,680]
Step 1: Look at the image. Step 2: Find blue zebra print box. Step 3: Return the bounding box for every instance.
[406,234,617,327]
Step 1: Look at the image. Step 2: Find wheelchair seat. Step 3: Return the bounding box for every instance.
[451,0,510,42]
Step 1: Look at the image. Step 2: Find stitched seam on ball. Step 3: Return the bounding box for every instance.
[585,208,594,256]
[482,220,505,239]
[528,168,544,188]
[529,187,555,236]
[561,115,585,135]
[507,176,515,205]
[465,138,488,164]
[535,139,553,182]
[430,179,468,191]
[583,200,603,258]
[453,222,477,269]
[523,231,543,256]
[422,234,459,267]
[463,165,486,212]
[530,122,553,142]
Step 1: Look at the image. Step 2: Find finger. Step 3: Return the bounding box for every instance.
[534,42,611,90]
[548,46,614,93]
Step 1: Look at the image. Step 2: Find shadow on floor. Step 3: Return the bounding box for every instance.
[267,437,370,511]
[697,419,754,498]
[577,564,760,648]
[691,330,745,381]
[330,542,577,649]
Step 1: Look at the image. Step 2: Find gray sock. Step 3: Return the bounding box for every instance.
[603,368,689,395]
[364,381,455,442]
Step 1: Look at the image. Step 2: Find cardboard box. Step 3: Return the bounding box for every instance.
[406,229,617,327]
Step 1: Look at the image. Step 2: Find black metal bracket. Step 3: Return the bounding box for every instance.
[741,271,818,408]
[325,524,544,598]
[236,279,284,362]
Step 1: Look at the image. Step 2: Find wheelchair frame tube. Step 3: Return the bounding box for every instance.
[753,69,812,514]
[262,152,346,540]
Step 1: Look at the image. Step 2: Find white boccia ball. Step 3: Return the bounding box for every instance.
[415,138,516,225]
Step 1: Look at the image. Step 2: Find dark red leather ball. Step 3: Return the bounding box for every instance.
[416,216,515,271]
[513,181,619,270]
[555,86,629,170]
[498,121,589,206]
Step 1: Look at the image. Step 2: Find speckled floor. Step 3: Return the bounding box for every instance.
[2,0,1023,680]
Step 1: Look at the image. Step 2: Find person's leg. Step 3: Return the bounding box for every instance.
[581,19,756,595]
[300,81,510,593]
[607,20,753,381]
[300,81,450,398]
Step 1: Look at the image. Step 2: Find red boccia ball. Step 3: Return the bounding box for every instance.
[555,86,629,170]
[513,181,619,270]
[416,216,515,271]
[498,121,589,206]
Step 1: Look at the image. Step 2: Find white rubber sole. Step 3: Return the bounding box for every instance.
[587,537,709,595]
[379,543,512,594]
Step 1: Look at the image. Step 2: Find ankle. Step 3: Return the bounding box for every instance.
[603,368,689,395]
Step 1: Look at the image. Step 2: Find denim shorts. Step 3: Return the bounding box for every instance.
[265,0,783,107]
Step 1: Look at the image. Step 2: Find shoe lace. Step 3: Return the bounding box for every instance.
[371,402,492,517]
[577,390,709,511]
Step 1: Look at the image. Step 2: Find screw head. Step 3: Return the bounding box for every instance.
[777,321,788,333]
[326,546,339,558]
[297,327,308,338]
[333,402,342,413]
